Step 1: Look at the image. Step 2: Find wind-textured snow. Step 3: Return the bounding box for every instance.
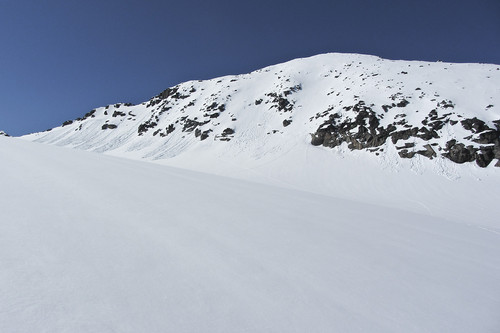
[1,136,500,333]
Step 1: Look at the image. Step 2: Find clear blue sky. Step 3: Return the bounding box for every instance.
[1,0,499,136]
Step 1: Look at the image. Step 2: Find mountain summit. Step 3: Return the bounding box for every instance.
[25,53,500,171]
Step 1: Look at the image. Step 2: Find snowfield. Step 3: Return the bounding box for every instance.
[4,53,500,332]
[1,136,499,332]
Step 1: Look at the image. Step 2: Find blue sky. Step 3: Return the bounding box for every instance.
[1,0,499,136]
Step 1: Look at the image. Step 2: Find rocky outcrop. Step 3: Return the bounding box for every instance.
[311,101,500,167]
[311,101,396,150]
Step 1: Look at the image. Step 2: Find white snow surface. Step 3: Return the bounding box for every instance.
[4,53,500,331]
[1,136,500,332]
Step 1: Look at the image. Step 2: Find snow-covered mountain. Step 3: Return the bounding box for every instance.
[25,53,500,172]
[20,53,500,225]
[3,53,500,332]
[0,130,9,137]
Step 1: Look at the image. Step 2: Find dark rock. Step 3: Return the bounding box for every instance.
[382,105,392,112]
[311,102,394,150]
[215,128,235,141]
[112,111,126,117]
[182,119,209,133]
[158,124,175,137]
[396,99,410,108]
[283,119,292,127]
[461,117,489,133]
[493,120,500,131]
[446,139,456,150]
[266,92,294,112]
[399,149,416,158]
[427,120,445,131]
[444,143,476,164]
[102,124,117,130]
[310,130,326,146]
[222,128,235,136]
[308,101,499,168]
[255,99,263,105]
[137,121,158,135]
[83,110,96,120]
[158,106,172,116]
[200,130,211,141]
[62,120,73,127]
[195,129,212,140]
[391,127,418,144]
[277,97,290,111]
[416,144,437,159]
[474,130,500,145]
[155,86,190,101]
[166,124,175,135]
[438,100,455,109]
[475,146,495,167]
[396,142,415,150]
[417,127,439,140]
[283,85,302,96]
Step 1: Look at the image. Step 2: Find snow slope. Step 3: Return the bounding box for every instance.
[5,53,500,331]
[20,53,500,225]
[1,137,500,333]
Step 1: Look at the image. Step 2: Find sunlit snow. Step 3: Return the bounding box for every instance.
[3,53,500,332]
[1,137,499,332]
